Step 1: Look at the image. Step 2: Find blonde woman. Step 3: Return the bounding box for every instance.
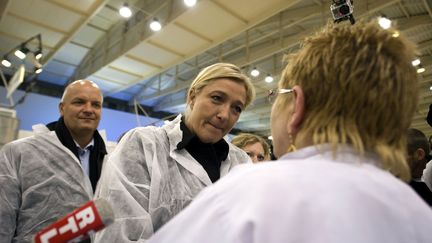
[94,63,255,242]
[148,21,432,243]
[231,133,270,162]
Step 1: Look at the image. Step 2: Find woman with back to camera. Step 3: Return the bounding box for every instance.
[148,20,432,243]
[94,63,255,242]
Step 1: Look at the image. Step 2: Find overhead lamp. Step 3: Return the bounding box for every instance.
[250,67,260,77]
[412,58,421,67]
[429,86,432,91]
[35,67,43,74]
[268,135,273,140]
[14,46,29,59]
[392,31,399,38]
[1,57,11,67]
[417,65,425,74]
[119,3,132,18]
[1,34,44,74]
[265,74,273,83]
[378,16,391,29]
[150,18,162,31]
[34,50,43,60]
[184,0,197,7]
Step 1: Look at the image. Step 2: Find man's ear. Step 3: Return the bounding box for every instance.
[415,148,426,161]
[59,103,64,116]
[287,85,305,135]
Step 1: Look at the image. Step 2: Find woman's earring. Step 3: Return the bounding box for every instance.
[287,133,297,152]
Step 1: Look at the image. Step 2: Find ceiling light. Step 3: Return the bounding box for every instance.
[268,135,273,140]
[250,67,260,77]
[150,18,162,31]
[265,74,273,83]
[1,58,11,67]
[378,16,391,29]
[35,67,43,74]
[412,58,421,67]
[184,0,197,7]
[417,66,425,74]
[392,31,399,38]
[14,46,29,59]
[119,3,132,18]
[429,86,432,91]
[34,50,43,60]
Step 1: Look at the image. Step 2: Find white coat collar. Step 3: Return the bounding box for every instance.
[279,144,381,167]
[164,114,213,185]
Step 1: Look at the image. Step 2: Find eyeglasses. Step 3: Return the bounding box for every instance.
[267,88,293,104]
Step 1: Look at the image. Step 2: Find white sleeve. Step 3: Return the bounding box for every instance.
[422,160,432,191]
[94,129,154,242]
[0,144,20,242]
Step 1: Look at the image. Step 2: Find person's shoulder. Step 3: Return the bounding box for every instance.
[119,126,169,149]
[125,126,164,139]
[0,134,46,157]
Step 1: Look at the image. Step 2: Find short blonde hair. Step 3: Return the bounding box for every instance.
[231,133,270,159]
[280,20,418,181]
[187,63,255,108]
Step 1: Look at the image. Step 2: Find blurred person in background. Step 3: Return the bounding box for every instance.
[231,133,271,163]
[406,128,432,206]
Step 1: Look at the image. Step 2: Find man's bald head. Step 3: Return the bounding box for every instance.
[61,80,103,103]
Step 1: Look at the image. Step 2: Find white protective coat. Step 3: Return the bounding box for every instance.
[0,125,93,243]
[422,161,432,191]
[94,114,251,242]
[149,145,432,243]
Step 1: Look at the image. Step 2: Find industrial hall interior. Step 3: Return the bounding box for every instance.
[0,0,431,145]
[2,0,432,243]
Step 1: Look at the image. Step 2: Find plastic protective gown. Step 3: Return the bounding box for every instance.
[423,161,432,191]
[94,114,251,242]
[148,145,432,243]
[0,125,93,243]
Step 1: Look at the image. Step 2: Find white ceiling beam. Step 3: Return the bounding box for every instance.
[7,12,69,35]
[209,0,248,24]
[46,0,88,16]
[0,0,10,24]
[173,22,213,43]
[42,0,109,67]
[419,39,432,51]
[125,54,162,69]
[397,14,431,30]
[422,0,432,18]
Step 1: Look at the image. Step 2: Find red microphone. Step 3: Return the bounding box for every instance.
[33,198,114,243]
